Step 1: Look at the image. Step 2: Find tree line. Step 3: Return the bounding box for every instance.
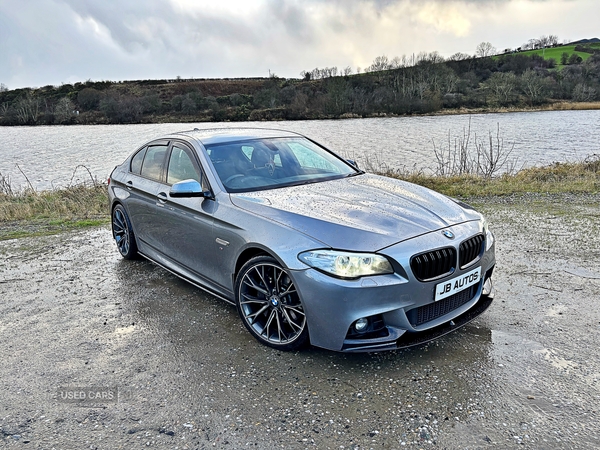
[1,43,599,126]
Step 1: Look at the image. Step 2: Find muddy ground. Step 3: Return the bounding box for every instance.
[1,194,599,449]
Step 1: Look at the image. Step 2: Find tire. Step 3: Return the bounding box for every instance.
[235,256,309,351]
[111,204,138,260]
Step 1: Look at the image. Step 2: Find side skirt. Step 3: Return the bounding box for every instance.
[138,252,235,306]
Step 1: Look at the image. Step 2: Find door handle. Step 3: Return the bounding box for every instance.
[126,180,133,190]
[157,192,168,205]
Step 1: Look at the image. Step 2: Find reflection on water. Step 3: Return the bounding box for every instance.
[1,109,599,190]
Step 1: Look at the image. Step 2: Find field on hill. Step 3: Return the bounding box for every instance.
[517,42,600,66]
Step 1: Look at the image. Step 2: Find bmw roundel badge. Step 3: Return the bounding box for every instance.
[442,230,455,239]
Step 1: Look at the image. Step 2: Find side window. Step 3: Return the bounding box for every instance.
[167,145,201,184]
[130,147,146,174]
[140,145,168,181]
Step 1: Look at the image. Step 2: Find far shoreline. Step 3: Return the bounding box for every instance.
[1,101,599,127]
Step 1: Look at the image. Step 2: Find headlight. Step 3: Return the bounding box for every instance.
[483,218,494,251]
[298,250,393,279]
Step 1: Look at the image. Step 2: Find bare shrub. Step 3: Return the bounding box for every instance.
[583,154,600,172]
[433,119,518,179]
[0,171,13,196]
[68,165,98,188]
[474,124,517,178]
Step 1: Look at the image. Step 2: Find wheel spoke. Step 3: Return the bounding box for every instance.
[243,276,269,296]
[247,303,270,320]
[262,309,276,337]
[281,307,304,331]
[240,293,268,305]
[278,284,296,297]
[113,221,124,234]
[274,267,284,291]
[275,310,284,342]
[284,305,304,317]
[255,266,271,291]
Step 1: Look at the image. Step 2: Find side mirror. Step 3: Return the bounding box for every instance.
[169,179,212,198]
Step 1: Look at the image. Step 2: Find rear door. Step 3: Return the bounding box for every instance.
[124,141,169,251]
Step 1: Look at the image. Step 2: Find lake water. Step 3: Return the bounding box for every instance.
[1,109,599,190]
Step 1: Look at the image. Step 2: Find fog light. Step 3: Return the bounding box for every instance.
[355,318,369,332]
[482,277,494,299]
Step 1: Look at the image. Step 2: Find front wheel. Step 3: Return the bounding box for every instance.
[235,256,309,351]
[111,204,138,259]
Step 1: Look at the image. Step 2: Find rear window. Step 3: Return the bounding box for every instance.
[140,145,168,181]
[130,147,146,175]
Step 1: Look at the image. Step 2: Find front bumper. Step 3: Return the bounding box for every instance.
[291,221,496,352]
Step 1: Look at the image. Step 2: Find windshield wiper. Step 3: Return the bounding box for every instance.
[345,171,364,177]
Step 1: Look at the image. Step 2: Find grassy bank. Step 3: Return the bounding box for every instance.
[0,184,108,240]
[382,157,600,197]
[0,159,598,240]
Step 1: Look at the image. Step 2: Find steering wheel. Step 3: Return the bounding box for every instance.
[223,174,245,185]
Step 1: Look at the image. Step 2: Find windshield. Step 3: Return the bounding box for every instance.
[205,137,359,192]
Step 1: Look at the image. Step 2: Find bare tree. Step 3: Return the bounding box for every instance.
[15,92,40,124]
[54,97,75,123]
[422,51,445,64]
[476,42,496,58]
[520,69,546,104]
[442,72,459,94]
[390,56,403,69]
[368,55,390,72]
[523,39,538,50]
[537,35,550,48]
[572,83,597,101]
[0,83,7,92]
[548,35,559,46]
[485,72,517,104]
[448,52,471,61]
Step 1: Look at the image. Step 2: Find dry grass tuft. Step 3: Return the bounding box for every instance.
[0,184,108,222]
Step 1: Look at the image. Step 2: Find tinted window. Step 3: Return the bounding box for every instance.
[167,145,201,184]
[140,145,168,181]
[130,147,146,174]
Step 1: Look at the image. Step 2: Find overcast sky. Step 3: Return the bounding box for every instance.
[0,0,598,89]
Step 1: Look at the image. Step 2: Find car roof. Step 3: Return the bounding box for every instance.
[168,127,305,146]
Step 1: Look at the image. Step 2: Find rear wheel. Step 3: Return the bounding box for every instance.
[111,204,138,259]
[235,256,309,351]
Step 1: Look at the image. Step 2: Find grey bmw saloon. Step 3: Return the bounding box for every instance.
[108,128,495,352]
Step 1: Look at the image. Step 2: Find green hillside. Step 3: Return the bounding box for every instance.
[516,43,600,67]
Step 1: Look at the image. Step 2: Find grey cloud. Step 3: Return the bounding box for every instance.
[0,0,594,88]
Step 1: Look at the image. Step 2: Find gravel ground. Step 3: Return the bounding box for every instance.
[1,193,599,449]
